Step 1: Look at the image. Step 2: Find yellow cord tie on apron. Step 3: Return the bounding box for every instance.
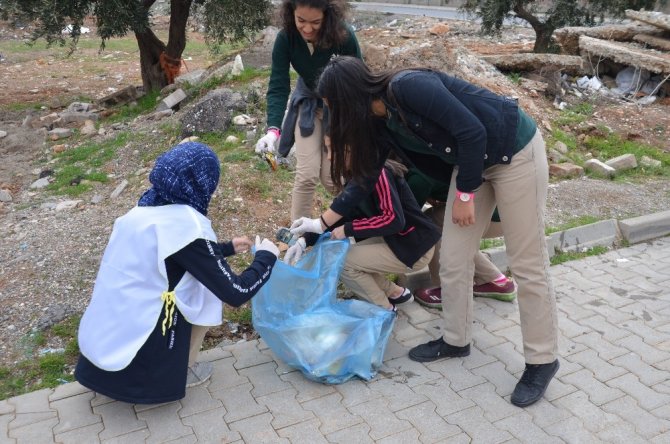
[161,290,176,336]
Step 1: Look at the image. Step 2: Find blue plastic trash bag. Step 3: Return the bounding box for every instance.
[252,235,396,384]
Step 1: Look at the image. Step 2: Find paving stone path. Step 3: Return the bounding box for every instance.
[2,237,669,443]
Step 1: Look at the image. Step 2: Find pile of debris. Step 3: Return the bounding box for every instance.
[482,10,670,105]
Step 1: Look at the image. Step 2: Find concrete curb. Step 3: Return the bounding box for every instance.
[400,209,670,290]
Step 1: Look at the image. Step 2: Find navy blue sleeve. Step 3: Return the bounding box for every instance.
[167,238,276,307]
[218,241,235,257]
[393,72,486,192]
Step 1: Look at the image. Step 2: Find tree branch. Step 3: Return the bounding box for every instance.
[143,0,157,9]
[512,2,543,30]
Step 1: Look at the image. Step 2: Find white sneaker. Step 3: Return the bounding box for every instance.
[186,361,213,388]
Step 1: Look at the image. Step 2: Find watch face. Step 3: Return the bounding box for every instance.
[459,193,471,202]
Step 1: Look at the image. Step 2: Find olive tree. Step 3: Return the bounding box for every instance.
[459,0,665,53]
[0,0,272,91]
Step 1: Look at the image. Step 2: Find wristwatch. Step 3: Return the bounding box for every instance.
[456,191,474,202]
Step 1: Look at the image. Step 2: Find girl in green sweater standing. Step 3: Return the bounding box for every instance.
[255,0,362,220]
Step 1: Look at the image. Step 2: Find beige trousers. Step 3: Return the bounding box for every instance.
[188,325,209,367]
[424,204,503,288]
[290,107,335,220]
[440,130,558,364]
[341,237,434,308]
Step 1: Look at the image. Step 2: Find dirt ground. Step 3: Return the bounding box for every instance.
[1,11,670,362]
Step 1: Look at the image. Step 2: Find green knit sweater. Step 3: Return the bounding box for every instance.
[265,25,361,129]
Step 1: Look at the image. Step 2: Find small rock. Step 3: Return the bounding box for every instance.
[640,155,662,168]
[30,177,50,189]
[48,128,73,141]
[225,135,240,144]
[549,163,584,178]
[80,119,97,137]
[429,23,450,35]
[605,154,637,172]
[52,144,67,153]
[91,195,104,204]
[231,54,244,76]
[180,136,199,144]
[584,159,616,177]
[0,130,7,139]
[554,141,569,154]
[232,114,256,125]
[0,189,12,202]
[55,200,82,212]
[39,169,54,178]
[110,179,129,199]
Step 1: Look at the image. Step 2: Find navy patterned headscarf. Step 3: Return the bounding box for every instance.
[138,142,220,216]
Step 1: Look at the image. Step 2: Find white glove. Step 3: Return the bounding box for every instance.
[254,130,278,154]
[289,217,324,236]
[284,238,306,265]
[254,235,279,258]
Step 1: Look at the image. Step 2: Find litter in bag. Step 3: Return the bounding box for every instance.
[252,235,396,384]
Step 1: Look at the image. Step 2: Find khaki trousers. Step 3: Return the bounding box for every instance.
[290,107,335,220]
[425,204,503,288]
[188,325,209,367]
[440,130,558,364]
[341,237,434,308]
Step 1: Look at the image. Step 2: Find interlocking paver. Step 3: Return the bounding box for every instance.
[334,378,382,408]
[494,411,563,444]
[0,413,16,444]
[395,400,461,443]
[94,401,146,441]
[578,315,632,341]
[596,422,648,444]
[367,377,428,412]
[446,405,512,443]
[480,342,525,374]
[301,392,362,435]
[458,382,517,422]
[652,431,670,444]
[461,344,497,370]
[561,369,625,405]
[557,315,591,338]
[51,391,100,435]
[239,361,292,397]
[324,422,373,444]
[379,355,442,388]
[275,418,328,444]
[602,395,670,439]
[227,412,289,443]
[621,319,670,344]
[543,416,600,443]
[180,407,240,443]
[572,331,629,360]
[376,428,422,444]
[393,314,429,343]
[210,382,267,423]
[522,394,572,429]
[473,305,517,332]
[8,417,58,444]
[553,390,621,434]
[616,334,670,365]
[556,297,598,321]
[565,349,627,382]
[229,340,273,370]
[135,402,192,444]
[101,429,149,443]
[412,378,475,417]
[48,381,89,402]
[280,371,336,403]
[400,300,440,325]
[54,423,103,444]
[470,361,517,397]
[380,336,412,361]
[206,356,249,392]
[606,373,670,410]
[347,397,413,441]
[178,383,223,418]
[256,389,314,429]
[426,359,487,392]
[471,323,507,350]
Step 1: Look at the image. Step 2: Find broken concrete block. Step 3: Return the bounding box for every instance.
[605,153,637,171]
[156,88,187,112]
[0,189,12,202]
[625,10,670,32]
[48,128,73,141]
[549,163,584,178]
[110,180,129,199]
[231,55,244,76]
[30,177,50,189]
[97,85,143,108]
[579,36,670,75]
[640,155,662,168]
[176,69,206,86]
[554,22,666,55]
[67,102,93,113]
[480,54,585,75]
[584,159,616,177]
[55,200,82,212]
[59,111,99,123]
[633,33,670,52]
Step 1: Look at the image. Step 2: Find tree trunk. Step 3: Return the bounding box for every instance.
[533,24,555,53]
[134,0,193,92]
[135,29,168,92]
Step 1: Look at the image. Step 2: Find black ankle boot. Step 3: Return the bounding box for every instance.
[511,359,559,407]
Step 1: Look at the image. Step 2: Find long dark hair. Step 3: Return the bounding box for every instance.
[317,56,403,187]
[278,0,349,48]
